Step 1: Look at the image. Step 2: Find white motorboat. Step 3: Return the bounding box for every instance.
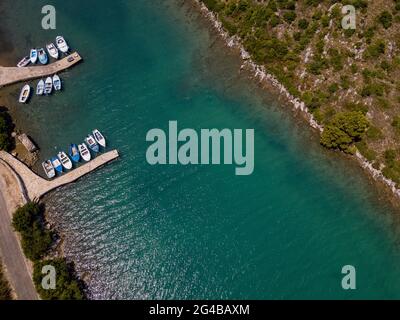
[78,143,91,162]
[86,135,99,153]
[36,80,45,95]
[52,74,61,91]
[42,160,56,179]
[44,77,53,95]
[17,56,30,68]
[19,85,31,103]
[46,43,59,59]
[93,129,106,148]
[56,36,69,53]
[38,48,48,65]
[30,49,38,64]
[57,151,73,170]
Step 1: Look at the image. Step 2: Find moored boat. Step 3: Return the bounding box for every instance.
[58,151,73,170]
[56,36,69,53]
[36,80,45,95]
[69,144,80,163]
[46,43,59,59]
[44,77,53,95]
[30,49,38,64]
[85,135,99,153]
[17,56,30,68]
[42,160,56,179]
[78,143,91,162]
[52,74,61,91]
[38,48,48,65]
[93,129,106,148]
[51,157,63,173]
[19,85,31,103]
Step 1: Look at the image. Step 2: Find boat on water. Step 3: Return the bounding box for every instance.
[56,36,69,53]
[69,144,80,163]
[46,43,59,59]
[30,49,38,64]
[19,85,31,103]
[17,56,30,68]
[86,135,100,153]
[51,157,63,173]
[53,74,61,91]
[38,48,48,65]
[44,77,53,95]
[78,143,91,162]
[58,151,73,170]
[36,80,45,96]
[93,129,106,148]
[42,160,56,179]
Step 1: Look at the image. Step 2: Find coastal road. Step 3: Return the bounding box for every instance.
[0,186,38,300]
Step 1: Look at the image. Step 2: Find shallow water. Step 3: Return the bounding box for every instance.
[2,0,400,299]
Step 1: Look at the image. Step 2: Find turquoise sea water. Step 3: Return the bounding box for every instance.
[3,0,400,299]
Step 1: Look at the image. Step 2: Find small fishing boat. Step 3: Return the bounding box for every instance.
[86,135,99,153]
[93,129,106,148]
[51,157,63,173]
[69,144,80,163]
[17,56,30,68]
[56,36,69,53]
[52,74,61,91]
[30,49,38,64]
[46,43,59,59]
[44,77,53,95]
[36,80,45,95]
[38,48,48,65]
[58,151,73,170]
[42,160,56,179]
[19,85,31,103]
[78,143,91,162]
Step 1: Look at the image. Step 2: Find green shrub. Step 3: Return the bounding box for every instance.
[320,111,369,153]
[366,125,383,140]
[33,259,85,300]
[385,149,397,167]
[298,18,309,30]
[378,11,393,29]
[12,203,53,261]
[0,262,11,300]
[283,11,297,24]
[364,40,385,59]
[355,141,376,161]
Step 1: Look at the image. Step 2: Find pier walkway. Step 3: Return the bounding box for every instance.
[0,150,119,201]
[0,52,82,87]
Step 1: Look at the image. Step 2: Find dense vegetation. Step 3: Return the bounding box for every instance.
[0,109,14,151]
[12,202,53,261]
[0,261,12,300]
[12,202,85,300]
[201,0,400,187]
[33,259,85,300]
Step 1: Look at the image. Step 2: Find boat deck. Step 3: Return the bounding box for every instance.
[0,150,119,200]
[0,52,82,87]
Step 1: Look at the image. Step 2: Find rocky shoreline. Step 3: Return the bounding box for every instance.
[193,0,400,201]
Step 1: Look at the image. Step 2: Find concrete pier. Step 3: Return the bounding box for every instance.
[0,52,82,87]
[0,150,119,200]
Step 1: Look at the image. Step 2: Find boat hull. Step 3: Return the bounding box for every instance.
[93,130,106,148]
[19,85,31,104]
[51,158,63,173]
